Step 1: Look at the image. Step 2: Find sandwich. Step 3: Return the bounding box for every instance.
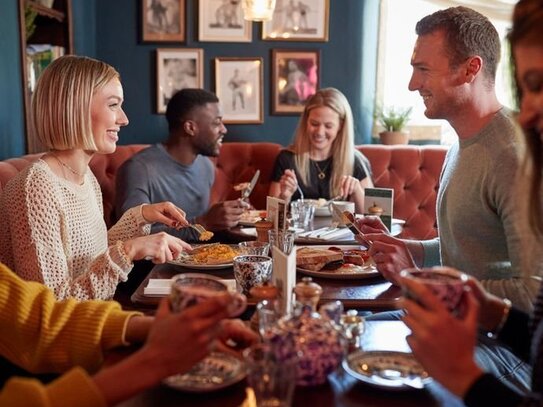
[296,247,344,271]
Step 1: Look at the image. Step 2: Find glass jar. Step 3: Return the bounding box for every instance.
[269,277,346,386]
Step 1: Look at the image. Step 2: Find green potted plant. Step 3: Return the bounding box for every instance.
[375,105,413,145]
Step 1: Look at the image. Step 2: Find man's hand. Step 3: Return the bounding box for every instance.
[366,234,417,285]
[199,200,250,231]
[355,216,390,235]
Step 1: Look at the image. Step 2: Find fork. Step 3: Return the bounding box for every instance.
[189,224,214,241]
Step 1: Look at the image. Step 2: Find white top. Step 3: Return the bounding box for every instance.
[0,159,150,300]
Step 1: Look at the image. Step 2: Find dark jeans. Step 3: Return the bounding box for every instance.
[366,309,532,393]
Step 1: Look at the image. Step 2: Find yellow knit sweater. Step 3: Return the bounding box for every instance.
[0,263,142,406]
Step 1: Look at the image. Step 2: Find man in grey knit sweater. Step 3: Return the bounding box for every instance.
[116,89,249,242]
[358,7,540,312]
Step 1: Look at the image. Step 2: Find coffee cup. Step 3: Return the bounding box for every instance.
[400,266,468,314]
[233,255,273,296]
[330,201,355,227]
[170,273,247,317]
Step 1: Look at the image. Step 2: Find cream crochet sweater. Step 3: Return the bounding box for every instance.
[0,160,151,300]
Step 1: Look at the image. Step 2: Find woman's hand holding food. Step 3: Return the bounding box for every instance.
[141,202,188,229]
[123,232,192,264]
[279,169,299,201]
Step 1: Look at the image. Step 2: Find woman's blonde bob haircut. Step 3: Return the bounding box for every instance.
[290,87,359,196]
[31,55,121,151]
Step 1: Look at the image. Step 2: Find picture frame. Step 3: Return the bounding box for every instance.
[271,49,319,114]
[215,57,263,124]
[156,48,203,114]
[142,0,185,43]
[262,0,329,41]
[198,0,252,42]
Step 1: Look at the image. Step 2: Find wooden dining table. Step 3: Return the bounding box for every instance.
[113,321,465,407]
[130,261,402,312]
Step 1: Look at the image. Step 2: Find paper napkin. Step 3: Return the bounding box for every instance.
[143,278,236,297]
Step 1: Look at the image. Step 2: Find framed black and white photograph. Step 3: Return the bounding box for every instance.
[156,48,203,114]
[215,57,263,124]
[198,0,252,42]
[272,49,319,114]
[262,0,329,41]
[142,0,185,43]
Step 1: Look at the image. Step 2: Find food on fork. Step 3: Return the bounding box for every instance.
[233,182,251,191]
[198,230,214,241]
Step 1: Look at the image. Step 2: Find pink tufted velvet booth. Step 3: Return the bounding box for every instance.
[0,143,447,240]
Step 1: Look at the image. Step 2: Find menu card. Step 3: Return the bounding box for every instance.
[267,196,288,231]
[364,187,394,231]
[271,245,296,315]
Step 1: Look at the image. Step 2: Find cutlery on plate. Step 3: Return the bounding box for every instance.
[331,205,372,248]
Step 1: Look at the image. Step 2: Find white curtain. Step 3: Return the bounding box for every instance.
[427,0,515,21]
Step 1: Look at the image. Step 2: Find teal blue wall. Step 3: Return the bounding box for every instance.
[0,1,25,159]
[95,0,378,147]
[0,0,378,159]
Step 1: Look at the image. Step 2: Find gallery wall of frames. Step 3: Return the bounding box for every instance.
[143,0,329,122]
[0,0,375,159]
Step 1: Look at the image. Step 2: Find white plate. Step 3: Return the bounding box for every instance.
[343,351,432,391]
[163,352,246,393]
[167,244,238,269]
[315,206,332,217]
[239,210,267,226]
[296,245,379,280]
[297,263,379,280]
[167,259,233,269]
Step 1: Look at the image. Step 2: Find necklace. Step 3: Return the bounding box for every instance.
[313,159,331,180]
[51,153,86,177]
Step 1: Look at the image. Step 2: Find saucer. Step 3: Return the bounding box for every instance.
[163,352,246,393]
[343,350,432,391]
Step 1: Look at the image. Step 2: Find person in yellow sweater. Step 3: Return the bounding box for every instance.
[0,262,258,406]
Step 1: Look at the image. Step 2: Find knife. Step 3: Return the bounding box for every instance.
[242,170,260,200]
[331,205,373,248]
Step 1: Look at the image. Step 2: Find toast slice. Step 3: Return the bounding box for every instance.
[296,247,344,267]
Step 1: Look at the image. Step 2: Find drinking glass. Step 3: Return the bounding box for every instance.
[244,344,297,407]
[238,241,270,256]
[268,230,295,255]
[290,200,316,229]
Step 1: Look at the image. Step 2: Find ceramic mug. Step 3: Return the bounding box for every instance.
[170,273,247,317]
[400,266,468,314]
[233,255,273,296]
[330,201,355,227]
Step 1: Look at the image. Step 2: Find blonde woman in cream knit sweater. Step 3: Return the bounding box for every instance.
[0,55,192,300]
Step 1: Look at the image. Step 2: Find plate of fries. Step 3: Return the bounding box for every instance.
[169,244,240,269]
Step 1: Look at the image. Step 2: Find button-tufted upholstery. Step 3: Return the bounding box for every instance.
[0,143,447,240]
[359,145,448,240]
